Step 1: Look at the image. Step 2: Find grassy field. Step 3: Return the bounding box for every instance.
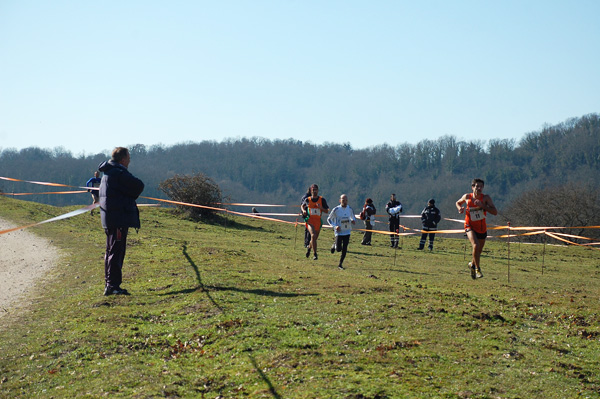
[0,196,599,398]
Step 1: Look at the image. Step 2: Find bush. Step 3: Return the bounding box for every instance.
[158,173,223,220]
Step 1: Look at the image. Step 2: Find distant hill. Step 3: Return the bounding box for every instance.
[1,113,599,222]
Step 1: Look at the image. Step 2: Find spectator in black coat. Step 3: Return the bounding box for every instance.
[418,198,441,251]
[98,147,145,296]
[385,194,402,248]
[360,198,376,245]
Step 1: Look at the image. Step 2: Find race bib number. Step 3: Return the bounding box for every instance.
[309,208,321,216]
[469,208,485,221]
[341,218,350,230]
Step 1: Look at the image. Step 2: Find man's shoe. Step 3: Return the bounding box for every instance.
[475,267,484,279]
[469,262,476,280]
[338,264,345,270]
[331,245,335,254]
[104,286,130,296]
[417,246,424,250]
[313,254,318,260]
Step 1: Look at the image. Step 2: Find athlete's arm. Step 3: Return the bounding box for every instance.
[483,195,498,215]
[456,194,467,213]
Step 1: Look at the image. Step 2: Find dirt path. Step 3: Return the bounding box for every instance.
[0,217,61,319]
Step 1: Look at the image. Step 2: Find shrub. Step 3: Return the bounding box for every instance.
[158,173,223,220]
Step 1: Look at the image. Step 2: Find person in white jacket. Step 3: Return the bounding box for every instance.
[328,194,356,270]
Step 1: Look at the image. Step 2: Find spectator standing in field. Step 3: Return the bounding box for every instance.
[328,194,356,270]
[418,198,441,251]
[86,170,102,216]
[300,187,312,248]
[301,184,329,260]
[98,147,145,296]
[360,198,376,246]
[455,178,497,279]
[385,193,402,248]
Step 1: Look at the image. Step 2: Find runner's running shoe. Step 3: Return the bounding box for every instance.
[475,267,484,279]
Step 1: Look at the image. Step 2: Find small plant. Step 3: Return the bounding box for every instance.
[158,172,222,220]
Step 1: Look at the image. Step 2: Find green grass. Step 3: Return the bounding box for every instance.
[1,196,599,398]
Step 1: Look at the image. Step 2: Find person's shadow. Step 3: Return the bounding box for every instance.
[160,243,316,312]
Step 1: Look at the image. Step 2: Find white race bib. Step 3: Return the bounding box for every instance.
[309,208,321,216]
[469,208,485,221]
[341,218,350,230]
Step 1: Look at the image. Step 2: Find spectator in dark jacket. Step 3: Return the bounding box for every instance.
[385,194,402,248]
[360,198,376,245]
[418,198,441,251]
[86,170,102,216]
[98,147,145,296]
[301,187,311,248]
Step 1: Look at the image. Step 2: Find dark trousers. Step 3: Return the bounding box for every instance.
[419,230,436,249]
[334,235,351,265]
[361,220,373,245]
[304,227,311,247]
[389,218,400,246]
[104,227,128,288]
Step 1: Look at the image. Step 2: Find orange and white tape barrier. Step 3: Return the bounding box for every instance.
[0,204,98,236]
[2,175,600,246]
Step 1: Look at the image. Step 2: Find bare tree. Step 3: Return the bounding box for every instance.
[504,184,600,242]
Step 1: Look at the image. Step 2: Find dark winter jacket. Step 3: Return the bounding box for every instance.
[98,160,145,230]
[421,205,441,230]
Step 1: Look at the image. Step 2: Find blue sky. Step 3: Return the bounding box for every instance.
[1,1,598,156]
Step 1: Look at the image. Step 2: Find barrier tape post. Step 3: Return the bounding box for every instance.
[542,229,547,275]
[294,218,298,253]
[507,222,511,283]
[463,233,467,261]
[401,226,405,249]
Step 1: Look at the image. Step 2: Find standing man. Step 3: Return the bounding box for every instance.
[86,170,102,216]
[301,184,329,260]
[328,194,356,270]
[300,186,312,248]
[360,198,376,246]
[456,178,497,279]
[98,147,145,296]
[418,198,441,251]
[385,193,402,248]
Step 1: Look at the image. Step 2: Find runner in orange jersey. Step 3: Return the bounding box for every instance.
[301,184,329,260]
[456,178,497,279]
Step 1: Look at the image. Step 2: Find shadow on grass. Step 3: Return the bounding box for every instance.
[248,355,282,399]
[166,209,267,231]
[177,242,225,312]
[385,268,433,276]
[162,243,317,302]
[204,285,315,298]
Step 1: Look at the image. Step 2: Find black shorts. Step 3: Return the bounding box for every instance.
[466,229,487,240]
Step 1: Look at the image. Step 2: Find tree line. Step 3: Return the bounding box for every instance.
[1,113,599,239]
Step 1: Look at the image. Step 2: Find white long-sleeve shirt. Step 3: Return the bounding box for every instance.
[327,205,356,236]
